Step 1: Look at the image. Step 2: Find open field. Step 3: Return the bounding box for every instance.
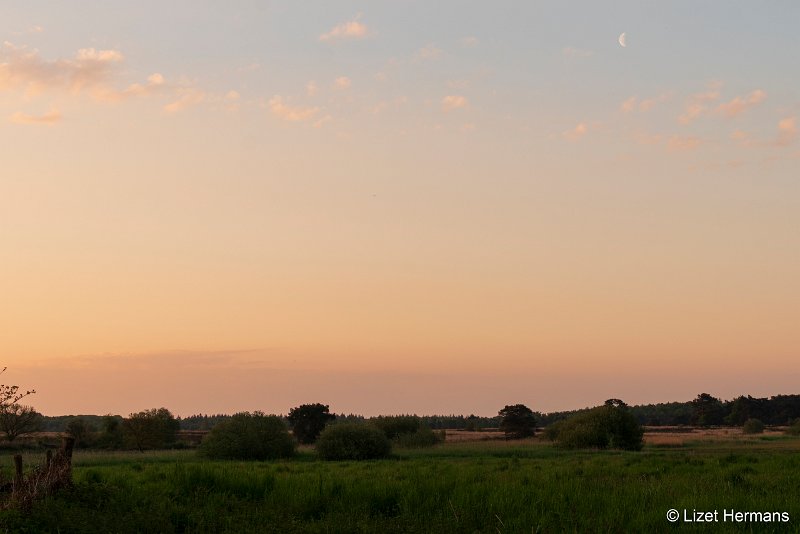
[1,432,799,533]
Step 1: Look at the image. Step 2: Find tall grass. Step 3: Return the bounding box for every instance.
[1,438,799,532]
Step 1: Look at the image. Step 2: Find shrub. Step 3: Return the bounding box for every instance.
[546,409,610,449]
[546,400,643,451]
[370,416,421,440]
[315,423,391,460]
[369,416,442,448]
[199,412,295,460]
[393,425,444,448]
[742,418,765,434]
[785,419,800,436]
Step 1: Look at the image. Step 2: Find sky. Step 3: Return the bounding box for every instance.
[2,1,799,417]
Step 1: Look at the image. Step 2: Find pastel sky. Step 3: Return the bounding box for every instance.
[2,2,798,417]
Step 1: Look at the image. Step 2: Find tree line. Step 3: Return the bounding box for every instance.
[6,392,800,449]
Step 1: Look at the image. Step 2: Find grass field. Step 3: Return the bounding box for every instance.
[1,433,799,533]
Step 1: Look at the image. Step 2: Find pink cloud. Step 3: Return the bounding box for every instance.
[319,18,368,42]
[268,95,320,121]
[716,89,766,118]
[563,122,588,141]
[621,93,670,114]
[9,109,61,125]
[0,41,124,95]
[775,117,797,147]
[441,95,468,112]
[678,87,721,124]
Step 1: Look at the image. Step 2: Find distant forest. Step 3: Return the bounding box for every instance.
[39,393,800,432]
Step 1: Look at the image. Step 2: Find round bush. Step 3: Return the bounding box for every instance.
[742,418,765,434]
[315,423,391,460]
[199,412,295,460]
[787,419,800,436]
[370,416,420,439]
[546,403,643,451]
[393,426,444,448]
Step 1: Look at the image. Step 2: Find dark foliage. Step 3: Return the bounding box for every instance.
[178,414,233,431]
[315,423,391,460]
[0,404,42,441]
[691,393,726,427]
[66,418,95,448]
[198,412,295,460]
[370,416,421,439]
[546,400,643,451]
[368,416,443,448]
[94,415,124,449]
[741,418,765,434]
[123,408,179,451]
[287,403,336,444]
[498,404,537,439]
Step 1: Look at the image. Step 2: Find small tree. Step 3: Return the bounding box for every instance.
[0,404,42,441]
[0,367,35,408]
[66,418,94,448]
[691,393,725,427]
[498,404,537,439]
[95,415,124,449]
[0,367,39,441]
[199,412,295,460]
[464,415,479,431]
[287,403,336,444]
[123,408,179,451]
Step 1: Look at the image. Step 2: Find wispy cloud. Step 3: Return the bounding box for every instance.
[730,129,754,147]
[563,122,588,141]
[441,95,468,112]
[775,117,797,147]
[268,95,319,121]
[9,109,61,125]
[621,93,671,113]
[678,86,721,124]
[0,41,124,95]
[313,115,332,129]
[716,89,766,118]
[371,96,408,115]
[94,72,165,102]
[163,87,207,113]
[306,81,318,97]
[319,17,368,42]
[333,76,351,90]
[417,44,443,60]
[222,90,241,112]
[1,41,171,110]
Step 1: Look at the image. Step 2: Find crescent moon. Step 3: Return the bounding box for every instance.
[618,32,627,47]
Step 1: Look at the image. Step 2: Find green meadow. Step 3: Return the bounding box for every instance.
[2,436,799,533]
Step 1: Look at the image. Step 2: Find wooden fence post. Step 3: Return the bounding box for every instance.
[61,436,75,465]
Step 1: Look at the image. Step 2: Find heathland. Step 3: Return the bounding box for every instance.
[1,429,799,533]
